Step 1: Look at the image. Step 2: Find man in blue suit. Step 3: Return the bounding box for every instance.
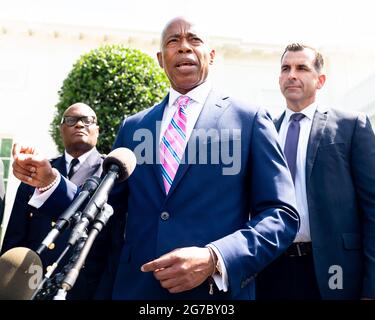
[256,43,375,300]
[12,17,299,300]
[2,103,104,299]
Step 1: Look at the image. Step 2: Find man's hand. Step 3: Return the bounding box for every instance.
[141,247,215,294]
[12,143,56,188]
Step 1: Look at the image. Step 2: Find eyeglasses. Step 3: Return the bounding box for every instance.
[61,116,97,127]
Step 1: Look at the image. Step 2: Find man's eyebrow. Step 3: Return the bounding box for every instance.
[296,63,311,68]
[187,32,198,37]
[166,32,199,39]
[166,33,181,39]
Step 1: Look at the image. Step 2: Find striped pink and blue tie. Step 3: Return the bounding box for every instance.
[160,95,190,194]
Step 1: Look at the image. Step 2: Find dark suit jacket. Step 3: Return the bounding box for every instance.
[1,148,104,299]
[274,107,375,299]
[40,90,300,300]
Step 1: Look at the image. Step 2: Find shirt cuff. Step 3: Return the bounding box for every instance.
[207,244,229,292]
[28,174,64,208]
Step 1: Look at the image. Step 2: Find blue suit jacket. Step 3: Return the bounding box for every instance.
[40,90,299,300]
[275,107,375,299]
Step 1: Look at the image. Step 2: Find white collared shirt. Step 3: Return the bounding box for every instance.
[64,148,95,174]
[159,80,212,144]
[278,103,317,242]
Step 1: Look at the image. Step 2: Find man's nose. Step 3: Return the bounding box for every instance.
[74,119,85,127]
[288,68,297,79]
[178,38,193,53]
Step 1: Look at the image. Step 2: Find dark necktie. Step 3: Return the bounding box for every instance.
[67,158,80,179]
[284,113,305,182]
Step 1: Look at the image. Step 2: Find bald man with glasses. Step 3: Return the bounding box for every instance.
[1,102,104,299]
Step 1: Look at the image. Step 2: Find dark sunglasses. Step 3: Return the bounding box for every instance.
[61,116,97,127]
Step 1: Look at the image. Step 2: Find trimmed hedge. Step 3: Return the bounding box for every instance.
[51,45,169,154]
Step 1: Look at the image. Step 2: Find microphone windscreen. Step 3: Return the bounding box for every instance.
[103,147,137,182]
[0,247,43,300]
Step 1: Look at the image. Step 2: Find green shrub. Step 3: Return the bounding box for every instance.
[51,45,169,154]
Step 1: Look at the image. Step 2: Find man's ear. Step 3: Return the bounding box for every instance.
[317,74,326,89]
[157,52,163,68]
[209,49,215,65]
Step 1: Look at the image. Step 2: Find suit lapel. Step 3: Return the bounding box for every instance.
[275,108,328,185]
[151,95,170,193]
[70,148,103,186]
[52,155,67,177]
[305,108,328,183]
[166,90,230,198]
[274,112,286,132]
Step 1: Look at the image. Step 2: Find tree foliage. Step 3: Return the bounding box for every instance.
[51,45,169,154]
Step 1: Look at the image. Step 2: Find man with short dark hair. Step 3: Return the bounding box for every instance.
[256,43,375,300]
[1,102,104,299]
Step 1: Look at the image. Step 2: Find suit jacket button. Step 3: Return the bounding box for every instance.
[29,212,33,218]
[241,277,251,288]
[160,212,170,221]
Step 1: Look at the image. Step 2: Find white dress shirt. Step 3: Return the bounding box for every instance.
[278,103,317,242]
[64,148,95,174]
[159,80,211,144]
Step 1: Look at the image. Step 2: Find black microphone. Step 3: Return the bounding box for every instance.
[61,203,114,295]
[36,176,101,255]
[0,247,43,300]
[68,148,136,246]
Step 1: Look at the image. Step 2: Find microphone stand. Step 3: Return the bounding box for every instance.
[31,211,84,300]
[36,210,81,256]
[36,176,101,255]
[29,149,134,300]
[30,245,71,300]
[32,236,86,300]
[52,203,114,300]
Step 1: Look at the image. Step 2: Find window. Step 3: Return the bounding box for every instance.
[0,137,13,191]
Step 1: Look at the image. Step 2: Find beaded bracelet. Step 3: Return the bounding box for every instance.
[37,168,59,192]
